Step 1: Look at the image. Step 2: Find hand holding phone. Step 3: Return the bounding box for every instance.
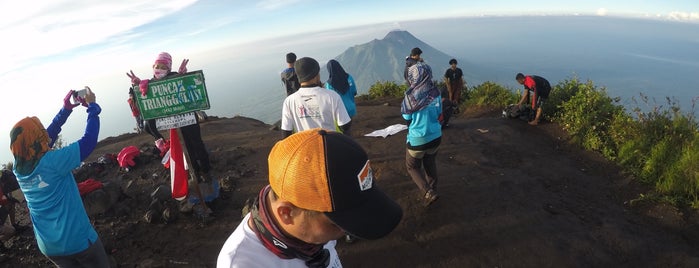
[72,88,87,105]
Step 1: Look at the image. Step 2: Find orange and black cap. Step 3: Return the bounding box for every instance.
[268,129,403,240]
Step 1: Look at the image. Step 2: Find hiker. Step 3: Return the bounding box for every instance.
[404,47,424,84]
[325,59,358,118]
[280,57,352,139]
[10,87,110,267]
[281,52,301,96]
[438,85,455,128]
[129,52,212,181]
[217,129,402,267]
[0,169,27,234]
[1,169,28,254]
[515,73,552,126]
[125,52,189,154]
[444,58,464,113]
[402,60,443,207]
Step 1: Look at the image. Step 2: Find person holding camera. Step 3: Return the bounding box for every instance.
[9,87,109,267]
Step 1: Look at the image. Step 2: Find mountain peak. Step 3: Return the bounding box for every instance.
[383,30,418,42]
[334,30,456,93]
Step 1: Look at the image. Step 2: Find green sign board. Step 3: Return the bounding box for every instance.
[135,70,210,120]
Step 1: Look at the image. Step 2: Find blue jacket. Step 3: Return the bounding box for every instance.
[402,96,442,147]
[325,75,358,117]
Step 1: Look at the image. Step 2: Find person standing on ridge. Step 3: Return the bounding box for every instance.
[280,57,352,139]
[127,52,211,177]
[281,52,301,96]
[404,47,423,84]
[10,87,110,267]
[402,59,443,207]
[515,73,552,126]
[444,58,464,114]
[325,60,358,118]
[126,52,189,154]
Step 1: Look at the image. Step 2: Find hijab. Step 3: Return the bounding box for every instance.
[326,60,350,95]
[10,117,50,175]
[401,62,440,114]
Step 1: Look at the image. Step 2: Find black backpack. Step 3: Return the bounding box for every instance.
[503,104,534,121]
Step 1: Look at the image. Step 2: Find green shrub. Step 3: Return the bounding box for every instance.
[557,83,625,158]
[366,81,407,99]
[465,81,519,108]
[546,77,595,119]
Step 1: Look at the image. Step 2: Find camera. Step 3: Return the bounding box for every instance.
[72,88,88,105]
[73,88,87,98]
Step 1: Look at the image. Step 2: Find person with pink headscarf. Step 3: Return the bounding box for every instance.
[126,52,187,153]
[126,53,212,182]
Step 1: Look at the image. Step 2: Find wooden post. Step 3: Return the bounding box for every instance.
[175,127,210,219]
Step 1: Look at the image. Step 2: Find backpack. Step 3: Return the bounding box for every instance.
[281,68,300,96]
[503,104,534,121]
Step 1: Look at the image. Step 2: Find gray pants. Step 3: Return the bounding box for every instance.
[406,147,439,194]
[47,237,110,268]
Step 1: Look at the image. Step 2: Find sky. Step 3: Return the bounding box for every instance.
[1,0,697,165]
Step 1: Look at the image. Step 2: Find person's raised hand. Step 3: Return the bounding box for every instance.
[126,70,141,85]
[178,59,189,74]
[63,90,79,110]
[83,86,96,105]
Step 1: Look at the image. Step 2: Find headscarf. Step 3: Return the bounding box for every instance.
[10,117,50,175]
[401,62,440,114]
[154,52,172,70]
[326,60,349,95]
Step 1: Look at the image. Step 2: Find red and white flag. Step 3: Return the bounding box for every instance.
[169,129,188,200]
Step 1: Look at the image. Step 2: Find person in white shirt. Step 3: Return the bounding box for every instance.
[281,57,352,139]
[217,129,403,268]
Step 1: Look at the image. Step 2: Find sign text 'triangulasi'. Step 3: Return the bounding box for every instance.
[134,70,210,121]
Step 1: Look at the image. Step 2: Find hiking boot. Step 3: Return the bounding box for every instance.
[143,209,159,223]
[424,189,439,207]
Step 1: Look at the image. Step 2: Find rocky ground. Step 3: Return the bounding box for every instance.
[3,97,699,267]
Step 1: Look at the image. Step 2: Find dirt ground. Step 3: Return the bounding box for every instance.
[3,97,699,267]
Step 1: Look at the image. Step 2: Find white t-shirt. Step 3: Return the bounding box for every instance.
[217,213,342,268]
[281,86,351,133]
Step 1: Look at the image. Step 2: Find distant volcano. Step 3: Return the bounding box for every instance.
[334,30,456,93]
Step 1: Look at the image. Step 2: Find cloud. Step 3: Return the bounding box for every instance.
[0,0,197,76]
[666,11,699,22]
[256,0,304,10]
[596,8,608,16]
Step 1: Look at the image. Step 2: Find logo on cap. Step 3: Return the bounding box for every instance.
[357,160,373,191]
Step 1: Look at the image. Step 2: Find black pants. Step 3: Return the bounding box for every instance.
[144,119,165,140]
[180,123,210,174]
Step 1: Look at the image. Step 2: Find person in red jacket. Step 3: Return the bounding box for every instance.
[516,73,552,126]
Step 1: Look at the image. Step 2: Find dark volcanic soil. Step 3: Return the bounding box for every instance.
[3,98,699,267]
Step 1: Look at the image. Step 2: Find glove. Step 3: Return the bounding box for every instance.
[127,70,141,85]
[139,79,150,96]
[63,90,79,110]
[178,59,189,74]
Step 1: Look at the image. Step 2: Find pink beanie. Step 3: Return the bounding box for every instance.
[154,52,172,70]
